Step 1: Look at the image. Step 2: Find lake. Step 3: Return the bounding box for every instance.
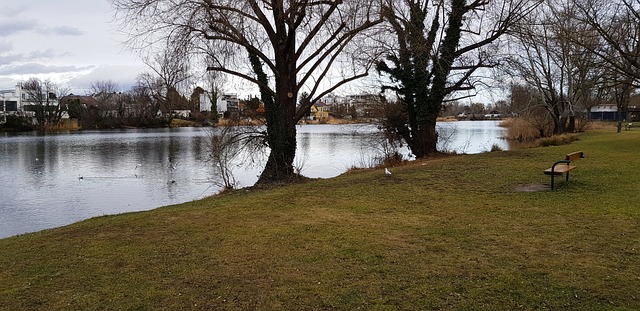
[0,121,507,238]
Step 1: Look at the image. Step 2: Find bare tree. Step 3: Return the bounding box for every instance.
[599,68,636,132]
[505,0,604,135]
[135,73,164,116]
[91,80,120,117]
[205,71,226,123]
[126,82,157,121]
[206,126,243,190]
[206,117,268,190]
[570,0,640,132]
[508,83,554,138]
[141,46,192,114]
[376,0,538,157]
[111,0,385,184]
[22,78,66,126]
[573,0,640,87]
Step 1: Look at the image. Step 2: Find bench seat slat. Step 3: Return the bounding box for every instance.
[544,165,576,175]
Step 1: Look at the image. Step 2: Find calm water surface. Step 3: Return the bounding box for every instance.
[0,121,506,238]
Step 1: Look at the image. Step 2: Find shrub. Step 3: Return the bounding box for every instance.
[489,144,504,152]
[0,115,35,131]
[533,134,578,147]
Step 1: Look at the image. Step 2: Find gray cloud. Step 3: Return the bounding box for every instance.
[0,21,85,37]
[0,63,95,75]
[0,41,12,53]
[68,65,143,92]
[0,54,24,64]
[0,20,37,36]
[0,49,69,66]
[0,4,28,18]
[28,49,66,60]
[39,25,84,36]
[0,77,17,87]
[0,5,83,37]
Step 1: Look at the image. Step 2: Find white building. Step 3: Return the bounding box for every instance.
[590,104,625,121]
[323,93,350,106]
[0,83,59,117]
[347,93,384,118]
[1,84,26,115]
[199,92,239,117]
[199,92,213,113]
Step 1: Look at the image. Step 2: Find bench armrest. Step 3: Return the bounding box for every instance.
[551,160,571,172]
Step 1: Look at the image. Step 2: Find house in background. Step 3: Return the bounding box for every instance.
[1,83,59,117]
[310,102,330,120]
[0,87,20,114]
[199,92,240,118]
[590,104,627,121]
[59,95,99,109]
[628,96,640,122]
[198,92,213,113]
[347,94,384,119]
[221,94,240,115]
[629,107,640,122]
[59,95,99,119]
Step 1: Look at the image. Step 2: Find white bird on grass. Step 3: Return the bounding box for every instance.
[135,163,142,170]
[384,167,392,175]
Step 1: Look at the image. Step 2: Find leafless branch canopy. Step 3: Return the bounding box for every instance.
[111,0,385,113]
[571,0,640,87]
[378,0,540,101]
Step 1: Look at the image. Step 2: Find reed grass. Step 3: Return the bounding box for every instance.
[43,119,80,132]
[170,118,202,127]
[500,117,541,141]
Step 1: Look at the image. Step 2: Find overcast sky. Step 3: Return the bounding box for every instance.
[0,0,145,95]
[0,0,505,103]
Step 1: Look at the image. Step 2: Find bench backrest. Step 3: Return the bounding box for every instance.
[565,151,584,162]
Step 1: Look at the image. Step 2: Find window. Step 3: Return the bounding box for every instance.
[6,101,18,111]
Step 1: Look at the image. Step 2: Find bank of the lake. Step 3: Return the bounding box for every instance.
[0,121,508,238]
[1,128,639,310]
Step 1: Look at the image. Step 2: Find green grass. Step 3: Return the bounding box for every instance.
[2,129,640,310]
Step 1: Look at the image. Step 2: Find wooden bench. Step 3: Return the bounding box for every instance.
[543,151,584,190]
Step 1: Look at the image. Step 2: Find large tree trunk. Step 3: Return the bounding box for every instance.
[406,115,438,158]
[258,107,297,183]
[567,115,575,132]
[256,39,299,184]
[549,102,565,135]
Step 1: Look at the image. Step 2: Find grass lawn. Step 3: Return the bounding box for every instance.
[1,128,639,310]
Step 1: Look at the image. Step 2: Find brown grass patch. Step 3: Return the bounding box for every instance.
[582,120,616,131]
[500,117,541,141]
[43,119,80,131]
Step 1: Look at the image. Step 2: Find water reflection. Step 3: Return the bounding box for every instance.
[437,121,509,154]
[0,121,506,238]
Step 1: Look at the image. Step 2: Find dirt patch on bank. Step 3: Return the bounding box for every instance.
[515,183,550,192]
